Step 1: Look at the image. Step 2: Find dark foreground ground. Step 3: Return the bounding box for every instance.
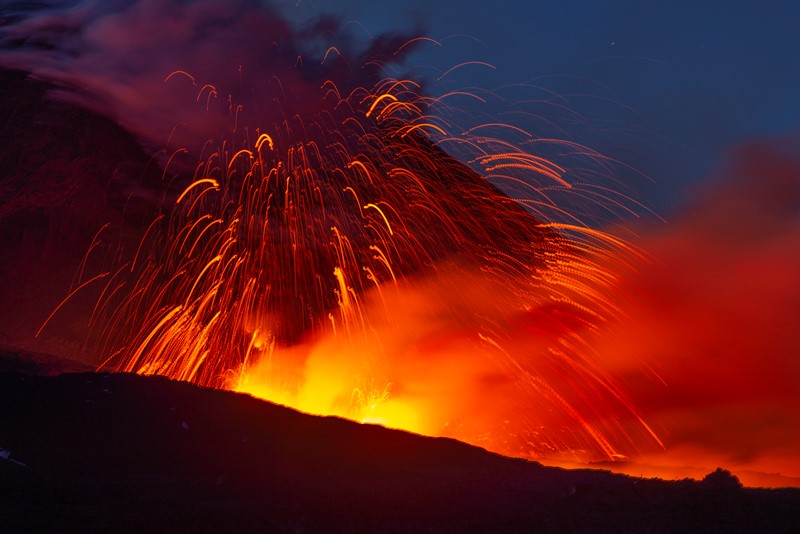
[1,362,798,533]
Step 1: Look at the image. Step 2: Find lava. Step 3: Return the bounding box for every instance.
[81,68,662,463]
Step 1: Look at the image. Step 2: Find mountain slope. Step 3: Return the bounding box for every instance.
[1,370,798,532]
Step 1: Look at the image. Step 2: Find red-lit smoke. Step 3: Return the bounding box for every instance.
[590,142,800,486]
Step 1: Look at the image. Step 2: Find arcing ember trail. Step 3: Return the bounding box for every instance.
[90,69,662,463]
[1,0,662,467]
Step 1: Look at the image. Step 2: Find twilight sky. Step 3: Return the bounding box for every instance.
[4,0,798,214]
[285,0,800,214]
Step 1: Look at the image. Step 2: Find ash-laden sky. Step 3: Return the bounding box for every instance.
[0,0,798,487]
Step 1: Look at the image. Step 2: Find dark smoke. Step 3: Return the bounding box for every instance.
[0,0,427,357]
[0,0,424,160]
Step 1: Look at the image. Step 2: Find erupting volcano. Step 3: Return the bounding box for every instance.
[83,70,662,462]
[1,1,799,518]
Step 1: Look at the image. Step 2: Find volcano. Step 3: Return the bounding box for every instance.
[2,64,799,531]
[1,59,668,464]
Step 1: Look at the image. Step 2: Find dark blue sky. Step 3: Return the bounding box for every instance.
[289,0,800,215]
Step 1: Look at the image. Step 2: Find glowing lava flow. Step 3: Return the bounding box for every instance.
[94,73,662,462]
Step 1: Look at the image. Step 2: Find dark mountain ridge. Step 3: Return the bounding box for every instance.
[1,368,798,532]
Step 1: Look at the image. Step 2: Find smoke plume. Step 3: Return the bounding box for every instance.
[0,0,421,159]
[595,141,800,486]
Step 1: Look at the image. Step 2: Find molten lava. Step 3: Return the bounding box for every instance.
[90,71,662,463]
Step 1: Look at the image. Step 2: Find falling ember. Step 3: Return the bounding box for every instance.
[83,66,663,463]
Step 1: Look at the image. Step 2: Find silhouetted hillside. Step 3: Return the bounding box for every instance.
[1,367,798,532]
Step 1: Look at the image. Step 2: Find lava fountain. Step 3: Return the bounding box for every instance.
[83,67,662,463]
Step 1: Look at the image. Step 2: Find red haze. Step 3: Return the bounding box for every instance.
[589,142,800,486]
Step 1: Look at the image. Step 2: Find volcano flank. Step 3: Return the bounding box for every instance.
[1,366,798,532]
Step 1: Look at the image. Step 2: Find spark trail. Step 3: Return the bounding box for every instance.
[92,70,661,462]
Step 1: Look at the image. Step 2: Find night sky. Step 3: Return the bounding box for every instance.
[289,0,800,214]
